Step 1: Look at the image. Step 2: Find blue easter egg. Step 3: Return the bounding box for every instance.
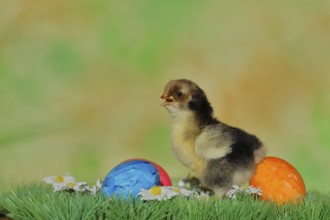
[101,160,160,199]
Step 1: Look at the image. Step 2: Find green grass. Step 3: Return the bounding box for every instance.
[1,184,329,220]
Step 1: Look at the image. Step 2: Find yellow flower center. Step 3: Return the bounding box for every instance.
[173,188,180,193]
[55,176,64,183]
[149,186,162,195]
[66,182,76,188]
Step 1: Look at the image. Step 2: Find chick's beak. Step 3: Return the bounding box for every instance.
[160,95,173,106]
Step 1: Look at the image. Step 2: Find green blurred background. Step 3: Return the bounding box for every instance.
[1,0,329,192]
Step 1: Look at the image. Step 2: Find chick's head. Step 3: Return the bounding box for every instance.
[160,79,208,114]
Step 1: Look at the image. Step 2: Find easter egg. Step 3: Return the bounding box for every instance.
[121,158,172,186]
[102,159,172,199]
[250,156,306,204]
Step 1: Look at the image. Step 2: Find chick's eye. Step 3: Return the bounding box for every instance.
[176,91,183,98]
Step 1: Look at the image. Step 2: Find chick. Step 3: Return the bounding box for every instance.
[160,79,266,196]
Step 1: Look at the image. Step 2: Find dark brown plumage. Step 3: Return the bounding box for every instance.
[161,79,266,196]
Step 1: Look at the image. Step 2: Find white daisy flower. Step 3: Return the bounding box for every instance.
[226,185,262,199]
[170,187,194,197]
[138,186,177,201]
[53,184,67,192]
[87,179,102,195]
[51,181,86,192]
[43,175,76,186]
[138,186,194,201]
[226,185,240,198]
[245,185,262,196]
[72,182,89,192]
[43,175,76,191]
[44,175,103,195]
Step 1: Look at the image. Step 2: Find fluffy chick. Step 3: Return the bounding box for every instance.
[160,79,266,196]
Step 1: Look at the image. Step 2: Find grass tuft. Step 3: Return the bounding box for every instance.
[1,184,330,220]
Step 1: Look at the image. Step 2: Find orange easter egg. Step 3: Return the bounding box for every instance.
[250,156,306,204]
